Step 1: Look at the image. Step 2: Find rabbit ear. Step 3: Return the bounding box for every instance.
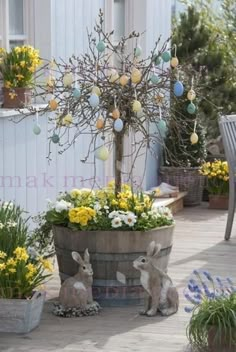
[72,251,84,265]
[147,241,156,257]
[153,243,162,258]
[84,248,90,263]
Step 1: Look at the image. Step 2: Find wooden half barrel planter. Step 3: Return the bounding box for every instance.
[53,225,175,307]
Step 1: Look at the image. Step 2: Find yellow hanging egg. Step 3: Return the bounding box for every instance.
[131,68,142,84]
[96,116,104,129]
[49,99,58,111]
[119,75,129,86]
[112,108,120,119]
[92,86,101,96]
[63,72,73,87]
[132,100,142,112]
[95,146,109,161]
[63,113,73,126]
[190,132,199,145]
[187,89,196,101]
[170,57,179,68]
[109,69,119,83]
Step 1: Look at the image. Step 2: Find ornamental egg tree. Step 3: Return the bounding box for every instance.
[27,10,185,195]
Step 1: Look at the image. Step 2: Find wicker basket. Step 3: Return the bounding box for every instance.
[159,166,205,206]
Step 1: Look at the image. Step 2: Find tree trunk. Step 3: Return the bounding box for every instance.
[114,132,124,196]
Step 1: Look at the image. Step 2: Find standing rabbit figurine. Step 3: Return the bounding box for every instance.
[59,249,94,309]
[133,241,179,317]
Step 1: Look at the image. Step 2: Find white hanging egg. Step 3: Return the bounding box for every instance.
[109,69,119,83]
[33,124,41,135]
[63,72,73,87]
[95,146,109,161]
[114,118,124,132]
[158,120,167,138]
[190,132,199,145]
[119,75,129,86]
[89,94,100,108]
[187,89,196,101]
[131,68,142,84]
[132,100,142,112]
[92,86,101,96]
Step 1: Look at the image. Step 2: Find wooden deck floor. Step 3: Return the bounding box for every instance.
[1,203,236,352]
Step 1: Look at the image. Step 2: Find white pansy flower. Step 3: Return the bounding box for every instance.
[94,202,102,211]
[56,192,67,200]
[2,201,14,210]
[124,212,137,227]
[111,217,122,228]
[108,211,119,219]
[104,205,109,210]
[141,212,148,219]
[7,221,17,228]
[54,200,72,213]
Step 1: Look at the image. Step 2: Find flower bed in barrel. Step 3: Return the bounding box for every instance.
[46,182,174,306]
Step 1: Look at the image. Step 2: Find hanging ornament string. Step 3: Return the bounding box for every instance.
[194,119,197,133]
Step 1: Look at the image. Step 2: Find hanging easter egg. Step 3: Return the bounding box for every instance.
[109,69,119,83]
[114,118,124,132]
[119,74,129,86]
[161,51,171,62]
[95,146,109,161]
[174,81,184,97]
[150,74,160,85]
[96,116,104,129]
[49,99,58,111]
[155,93,165,106]
[132,100,142,113]
[112,108,120,119]
[187,89,196,101]
[134,45,142,57]
[73,87,81,99]
[92,86,101,96]
[190,132,199,145]
[63,72,73,87]
[51,133,60,144]
[89,94,99,108]
[131,68,142,84]
[171,57,179,68]
[33,124,41,135]
[187,102,196,114]
[154,55,161,66]
[158,120,167,138]
[63,113,73,126]
[96,40,106,53]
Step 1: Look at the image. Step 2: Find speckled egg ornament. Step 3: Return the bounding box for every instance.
[187,89,196,101]
[73,87,81,99]
[134,45,142,57]
[170,57,179,68]
[187,102,196,114]
[119,74,129,86]
[131,68,142,84]
[112,108,120,119]
[96,116,104,129]
[89,94,100,108]
[161,51,171,62]
[156,93,165,106]
[63,72,73,87]
[92,86,101,96]
[174,81,184,97]
[49,99,58,111]
[150,74,160,84]
[95,146,109,161]
[132,100,142,112]
[51,133,60,144]
[158,120,167,138]
[33,124,41,135]
[114,118,124,132]
[96,40,106,53]
[190,132,199,145]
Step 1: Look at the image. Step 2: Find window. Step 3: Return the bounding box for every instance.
[0,0,33,50]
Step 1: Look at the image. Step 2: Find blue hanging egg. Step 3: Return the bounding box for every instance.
[162,51,171,62]
[174,81,184,97]
[187,102,196,114]
[151,74,160,84]
[51,133,60,144]
[158,120,167,138]
[73,88,81,99]
[134,45,142,57]
[89,94,99,108]
[33,124,41,135]
[96,40,106,53]
[114,118,124,132]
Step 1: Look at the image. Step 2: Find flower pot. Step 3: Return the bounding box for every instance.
[208,326,236,352]
[209,194,229,210]
[3,87,32,108]
[52,225,175,307]
[159,166,205,206]
[0,291,46,333]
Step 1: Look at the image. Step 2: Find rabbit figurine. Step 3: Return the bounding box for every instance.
[133,241,179,317]
[59,249,94,309]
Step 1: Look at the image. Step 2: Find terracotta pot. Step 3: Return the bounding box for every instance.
[209,194,229,210]
[3,87,32,108]
[208,326,236,352]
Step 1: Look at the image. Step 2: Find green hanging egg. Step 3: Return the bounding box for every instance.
[134,45,142,57]
[158,120,167,138]
[154,55,161,66]
[51,133,60,144]
[150,74,160,84]
[33,124,41,135]
[96,40,106,53]
[187,102,196,114]
[161,51,171,63]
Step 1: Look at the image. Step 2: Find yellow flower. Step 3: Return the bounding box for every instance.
[8,268,16,273]
[0,263,6,271]
[70,189,81,199]
[111,199,118,206]
[20,60,26,67]
[69,207,96,226]
[28,66,36,73]
[223,176,229,181]
[40,259,53,272]
[13,247,29,261]
[16,74,24,80]
[9,92,17,100]
[26,263,37,279]
[0,251,7,259]
[119,201,128,210]
[4,81,12,88]
[6,257,17,266]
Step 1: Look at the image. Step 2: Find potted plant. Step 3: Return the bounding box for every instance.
[184,270,236,351]
[46,182,174,306]
[0,45,41,108]
[0,202,53,333]
[199,160,229,209]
